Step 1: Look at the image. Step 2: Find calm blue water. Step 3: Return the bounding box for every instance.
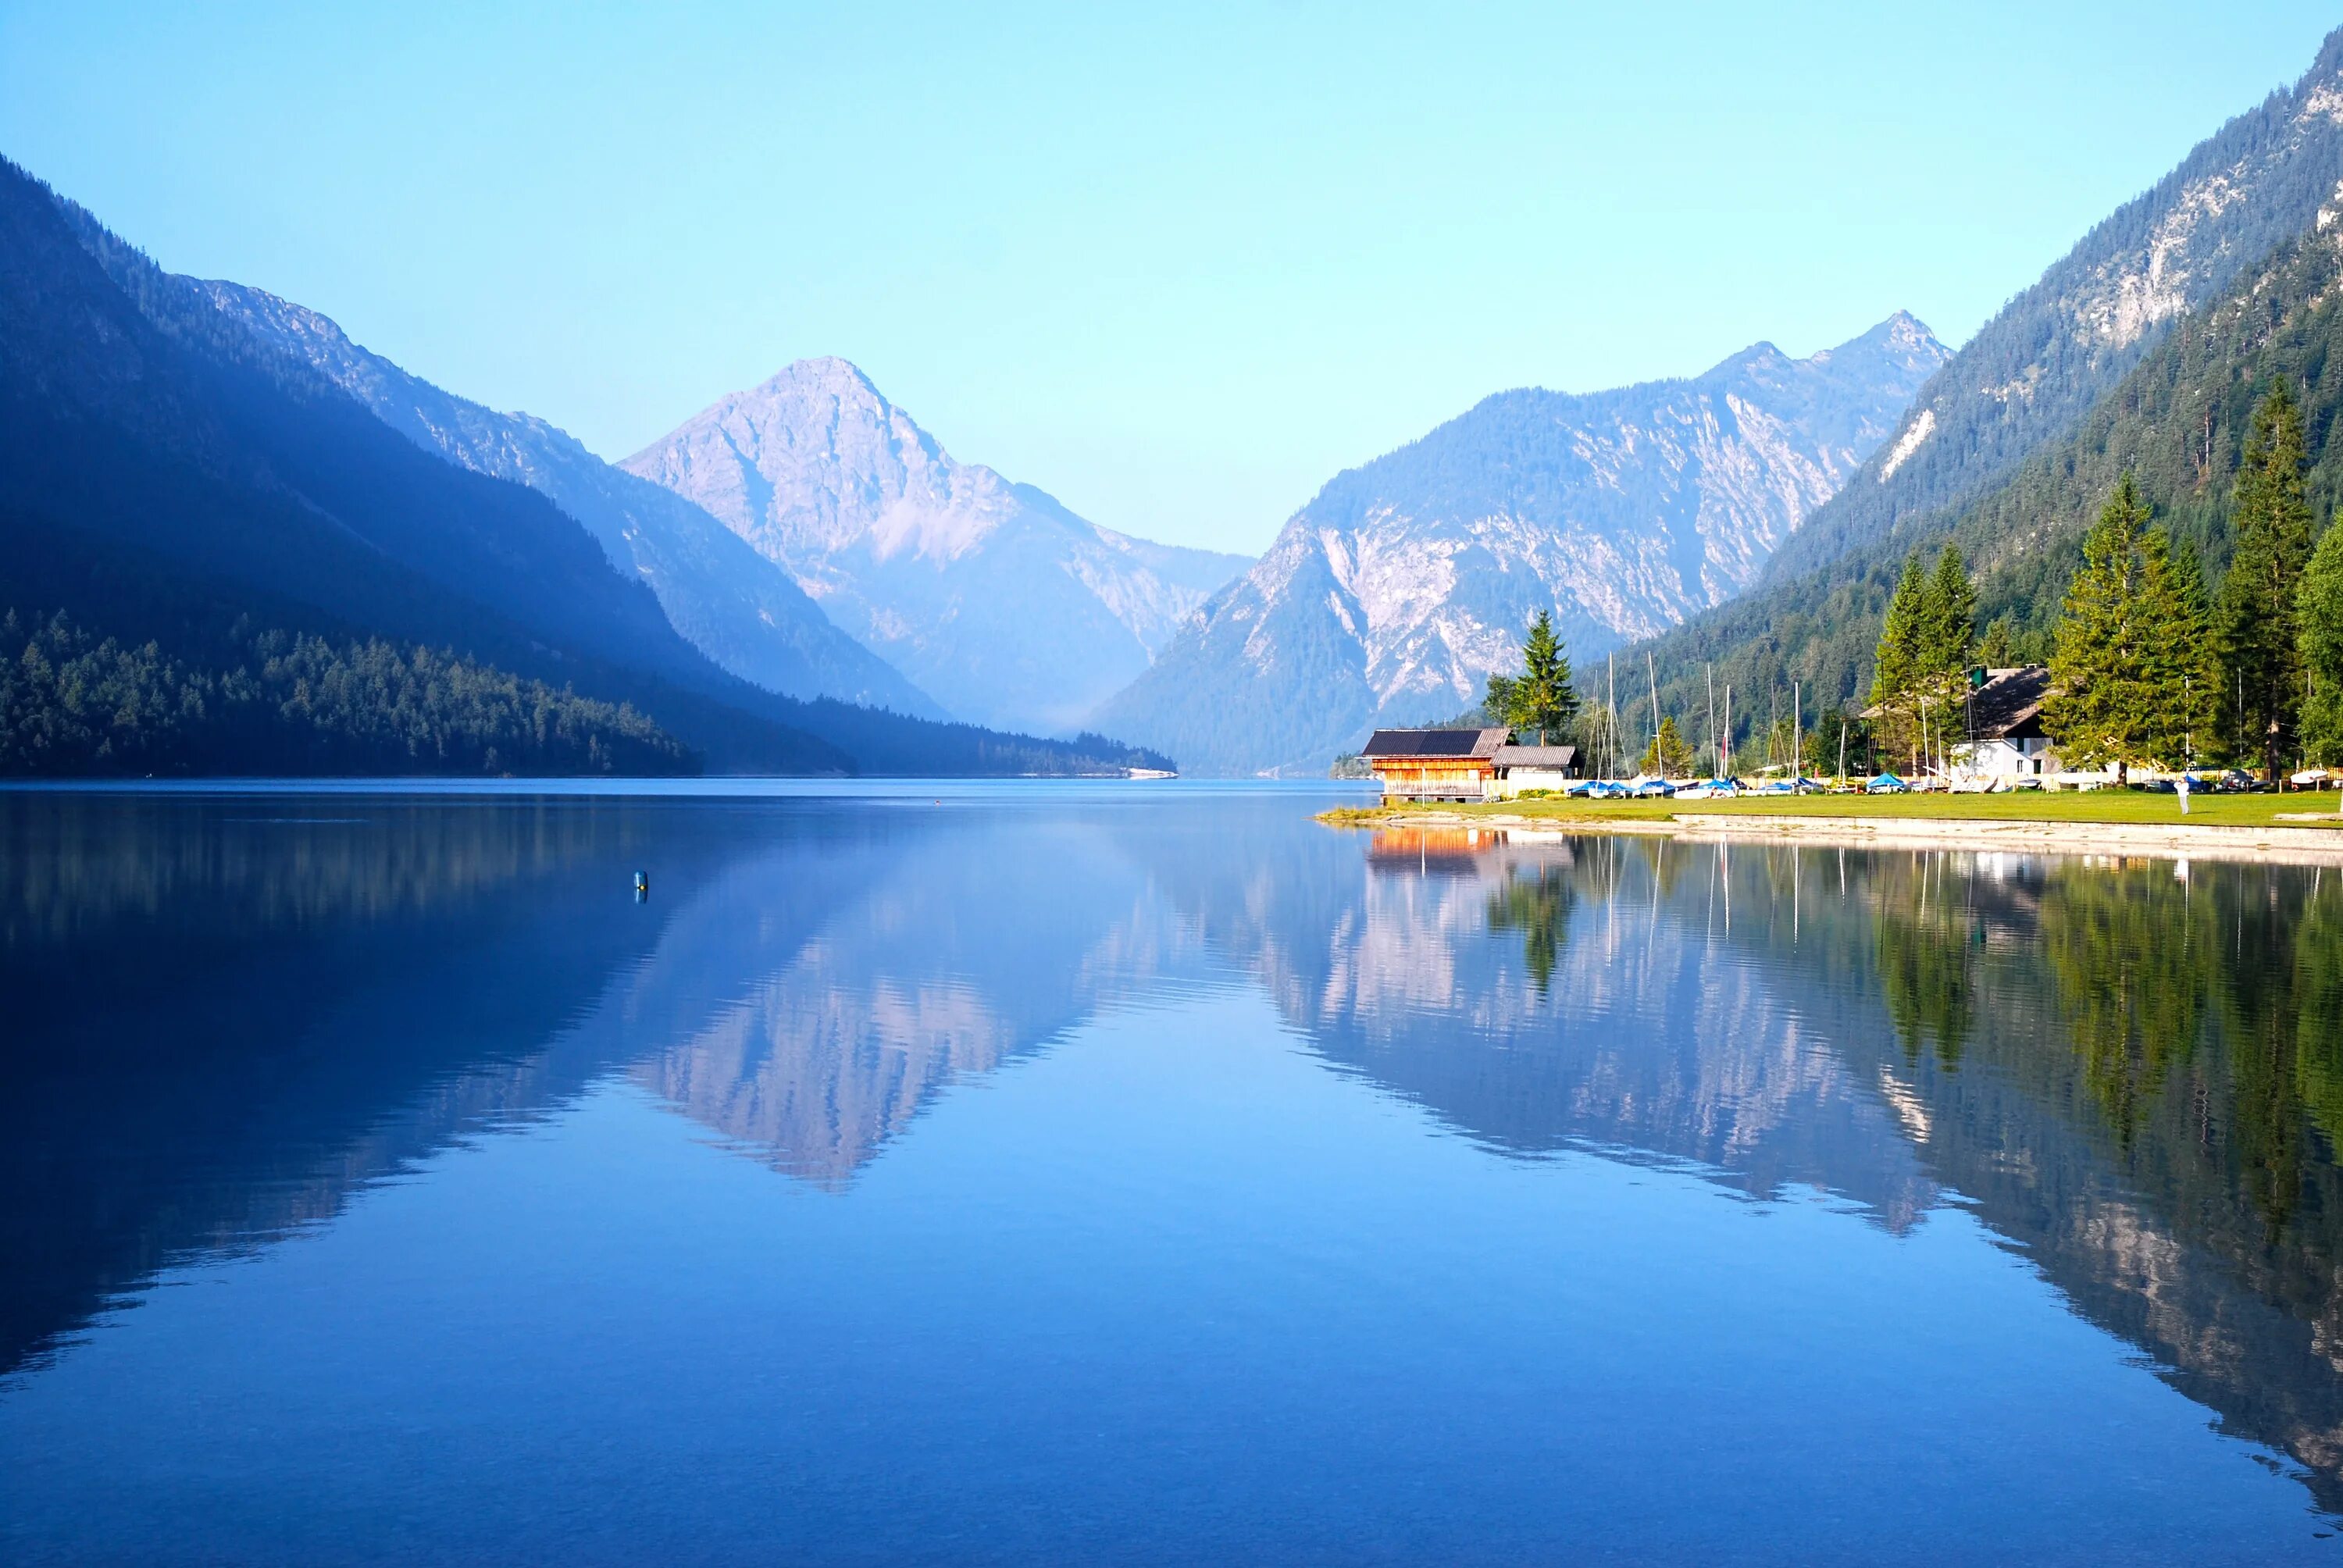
[4,782,2343,1564]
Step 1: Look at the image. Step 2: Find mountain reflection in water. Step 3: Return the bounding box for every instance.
[5,786,2343,1549]
[1343,825,2343,1512]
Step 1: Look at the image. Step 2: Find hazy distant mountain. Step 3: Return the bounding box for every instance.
[180,283,941,718]
[622,358,1250,734]
[1093,314,1947,775]
[2,155,1175,778]
[0,155,853,773]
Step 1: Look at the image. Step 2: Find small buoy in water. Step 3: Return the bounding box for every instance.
[633,871,649,901]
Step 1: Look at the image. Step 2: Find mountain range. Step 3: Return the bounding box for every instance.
[1094,314,1947,775]
[169,278,940,718]
[621,359,1250,735]
[0,156,1169,777]
[19,23,2343,778]
[1108,22,2343,776]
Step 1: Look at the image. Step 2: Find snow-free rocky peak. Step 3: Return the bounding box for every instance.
[622,359,1250,735]
[1091,313,1949,777]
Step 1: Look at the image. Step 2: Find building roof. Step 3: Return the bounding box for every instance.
[1969,665,2055,740]
[1859,665,2057,739]
[1492,744,1577,768]
[1360,727,1510,761]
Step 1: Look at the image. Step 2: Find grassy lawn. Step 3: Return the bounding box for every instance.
[1323,789,2343,830]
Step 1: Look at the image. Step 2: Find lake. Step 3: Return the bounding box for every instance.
[4,782,2342,1565]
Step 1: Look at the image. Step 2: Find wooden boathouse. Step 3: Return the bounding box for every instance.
[1360,728,1510,802]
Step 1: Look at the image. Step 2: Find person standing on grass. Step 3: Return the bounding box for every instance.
[2177,770,2190,814]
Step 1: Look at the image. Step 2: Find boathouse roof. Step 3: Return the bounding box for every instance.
[1860,665,2056,739]
[1491,744,1577,769]
[1968,666,2055,740]
[1360,727,1510,761]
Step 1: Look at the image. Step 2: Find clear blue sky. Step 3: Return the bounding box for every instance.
[3,3,2337,555]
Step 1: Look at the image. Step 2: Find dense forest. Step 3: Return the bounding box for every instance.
[1627,221,2343,756]
[0,610,695,776]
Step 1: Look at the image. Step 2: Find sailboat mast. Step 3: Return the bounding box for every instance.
[1647,651,1662,775]
[1706,665,1717,776]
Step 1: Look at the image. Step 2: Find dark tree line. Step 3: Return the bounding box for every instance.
[0,611,697,777]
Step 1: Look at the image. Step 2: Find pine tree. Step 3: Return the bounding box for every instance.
[2045,476,2203,781]
[1488,611,1578,743]
[2149,536,2220,770]
[1638,715,1697,778]
[1867,545,1975,773]
[1923,545,1978,682]
[2299,514,2343,766]
[1869,553,1931,770]
[1920,544,1978,768]
[2216,381,2315,778]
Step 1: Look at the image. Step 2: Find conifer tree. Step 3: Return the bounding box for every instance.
[1869,553,1931,770]
[1485,610,1578,743]
[1920,544,1979,765]
[1868,544,1976,772]
[2298,515,2343,766]
[2151,536,2220,769]
[1638,715,1697,778]
[1924,545,1978,682]
[2045,476,2204,781]
[2216,382,2314,777]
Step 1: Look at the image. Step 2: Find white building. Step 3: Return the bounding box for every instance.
[1954,666,2057,779]
[1487,744,1579,799]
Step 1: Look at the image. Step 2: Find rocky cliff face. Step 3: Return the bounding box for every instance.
[621,358,1250,734]
[1092,313,1946,775]
[182,285,940,717]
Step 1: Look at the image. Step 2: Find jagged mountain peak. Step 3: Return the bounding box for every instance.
[709,355,897,427]
[1093,312,1945,776]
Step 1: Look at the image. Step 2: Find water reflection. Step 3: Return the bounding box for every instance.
[619,818,1208,1182]
[6,789,2343,1525]
[1149,821,1942,1227]
[1348,826,2343,1512]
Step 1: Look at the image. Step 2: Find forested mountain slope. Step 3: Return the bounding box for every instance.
[1632,26,2343,733]
[0,611,695,776]
[0,155,851,773]
[1765,27,2343,588]
[1633,201,2343,747]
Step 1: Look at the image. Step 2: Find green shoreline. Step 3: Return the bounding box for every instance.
[1318,789,2343,863]
[1321,789,2343,829]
